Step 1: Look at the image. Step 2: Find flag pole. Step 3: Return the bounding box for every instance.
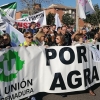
[76,0,79,31]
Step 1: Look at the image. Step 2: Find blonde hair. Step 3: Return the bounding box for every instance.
[35,32,45,41]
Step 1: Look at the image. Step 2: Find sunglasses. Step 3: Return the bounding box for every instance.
[26,36,33,39]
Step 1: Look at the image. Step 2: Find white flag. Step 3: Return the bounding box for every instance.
[0,8,15,24]
[55,13,62,30]
[0,2,17,30]
[78,0,95,19]
[89,45,100,62]
[6,23,25,47]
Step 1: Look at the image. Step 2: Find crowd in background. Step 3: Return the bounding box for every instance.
[0,21,100,49]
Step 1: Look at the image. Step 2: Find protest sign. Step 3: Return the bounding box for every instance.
[16,11,47,29]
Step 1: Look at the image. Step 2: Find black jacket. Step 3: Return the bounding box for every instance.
[64,32,72,46]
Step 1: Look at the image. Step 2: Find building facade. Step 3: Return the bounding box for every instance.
[15,4,84,27]
[45,4,76,21]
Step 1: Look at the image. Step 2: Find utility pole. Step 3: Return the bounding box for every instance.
[76,0,79,30]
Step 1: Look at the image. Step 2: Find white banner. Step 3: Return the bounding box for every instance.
[16,11,47,29]
[0,44,100,99]
[6,23,25,46]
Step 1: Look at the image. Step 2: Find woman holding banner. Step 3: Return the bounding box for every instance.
[34,32,45,46]
[72,33,96,96]
[2,33,12,48]
[20,32,38,47]
[0,34,11,49]
[55,34,66,46]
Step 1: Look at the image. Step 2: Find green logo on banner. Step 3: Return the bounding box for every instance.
[10,31,20,45]
[0,31,4,35]
[0,50,24,82]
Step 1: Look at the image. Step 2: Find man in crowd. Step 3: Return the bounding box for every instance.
[27,22,38,35]
[50,24,57,36]
[61,26,72,46]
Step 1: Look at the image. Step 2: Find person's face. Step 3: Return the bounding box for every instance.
[14,25,18,29]
[31,23,36,29]
[57,28,61,33]
[79,37,84,43]
[82,30,87,35]
[43,27,49,33]
[25,34,33,43]
[52,26,56,31]
[3,36,8,41]
[79,30,83,34]
[40,36,45,41]
[61,27,67,35]
[56,36,61,44]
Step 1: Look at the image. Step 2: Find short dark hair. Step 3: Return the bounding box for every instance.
[24,32,33,37]
[29,22,36,28]
[51,24,56,27]
[57,27,61,31]
[2,33,11,42]
[13,23,18,29]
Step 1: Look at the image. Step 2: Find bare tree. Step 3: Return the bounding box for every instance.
[20,0,62,15]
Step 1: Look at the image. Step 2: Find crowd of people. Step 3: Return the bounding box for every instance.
[0,22,100,100]
[17,22,100,47]
[0,22,100,48]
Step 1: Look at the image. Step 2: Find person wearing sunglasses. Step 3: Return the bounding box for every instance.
[20,32,38,47]
[55,34,66,46]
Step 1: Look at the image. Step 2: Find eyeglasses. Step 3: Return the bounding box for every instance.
[26,36,33,39]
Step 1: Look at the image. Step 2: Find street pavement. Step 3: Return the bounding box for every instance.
[23,83,100,100]
[43,83,100,100]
